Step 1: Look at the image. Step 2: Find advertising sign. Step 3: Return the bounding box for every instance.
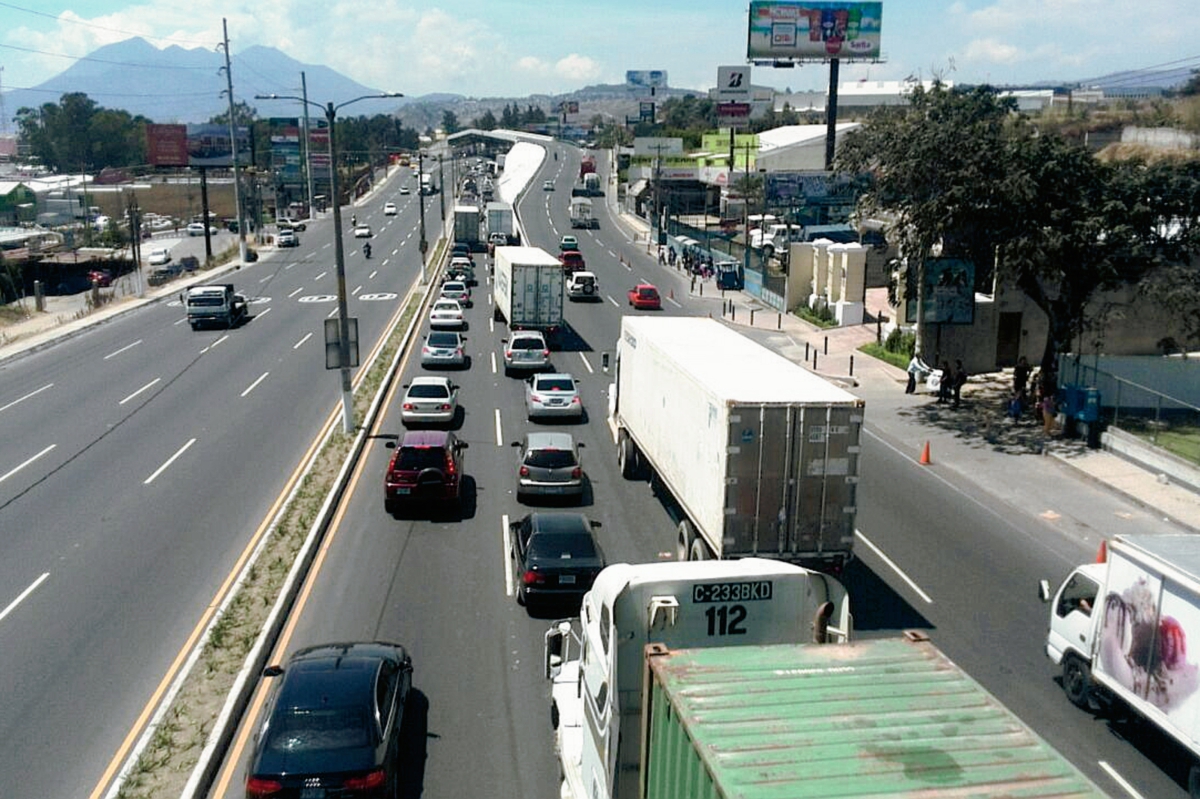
[764,170,855,205]
[269,118,303,186]
[146,124,188,167]
[639,102,656,122]
[717,102,752,130]
[626,70,668,89]
[716,66,752,102]
[633,138,684,158]
[904,257,976,325]
[186,124,252,168]
[747,2,882,62]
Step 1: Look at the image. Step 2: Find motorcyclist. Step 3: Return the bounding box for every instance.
[363,242,372,259]
[351,214,357,227]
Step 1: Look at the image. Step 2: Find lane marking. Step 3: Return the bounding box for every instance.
[256,307,272,320]
[494,408,503,446]
[259,275,271,284]
[103,340,142,360]
[288,287,303,298]
[120,378,161,405]
[369,270,378,279]
[578,352,594,374]
[502,513,513,597]
[855,529,933,605]
[200,334,230,354]
[490,351,497,374]
[607,295,619,307]
[327,307,338,318]
[293,332,313,350]
[0,572,50,626]
[352,285,362,295]
[173,318,187,326]
[1097,761,1143,799]
[0,383,53,415]
[665,296,681,308]
[315,271,327,280]
[143,438,196,485]
[241,372,269,398]
[0,444,57,485]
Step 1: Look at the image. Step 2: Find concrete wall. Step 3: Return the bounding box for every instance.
[1061,354,1200,409]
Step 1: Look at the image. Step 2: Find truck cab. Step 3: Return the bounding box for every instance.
[184,284,247,330]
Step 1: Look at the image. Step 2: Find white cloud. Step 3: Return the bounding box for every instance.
[554,54,602,83]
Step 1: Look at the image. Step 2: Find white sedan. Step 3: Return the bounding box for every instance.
[384,202,398,216]
[400,376,459,426]
[439,280,471,307]
[147,248,172,266]
[429,299,465,329]
[353,224,373,238]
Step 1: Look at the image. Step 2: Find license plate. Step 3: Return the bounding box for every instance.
[548,399,564,406]
[300,790,326,799]
[560,575,576,585]
[395,487,411,495]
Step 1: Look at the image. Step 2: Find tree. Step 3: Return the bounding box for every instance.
[441,110,460,135]
[474,109,498,131]
[15,92,148,172]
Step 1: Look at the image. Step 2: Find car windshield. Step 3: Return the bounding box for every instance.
[526,449,576,469]
[528,532,597,560]
[264,706,370,753]
[427,333,459,347]
[536,378,574,392]
[408,384,449,399]
[396,447,447,470]
[511,337,544,350]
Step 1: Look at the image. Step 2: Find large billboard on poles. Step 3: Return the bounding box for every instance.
[185,124,253,168]
[747,2,882,62]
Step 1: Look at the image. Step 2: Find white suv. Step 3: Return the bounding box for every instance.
[566,271,599,301]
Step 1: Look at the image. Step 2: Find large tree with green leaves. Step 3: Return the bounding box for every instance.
[16,92,149,171]
[835,83,1199,374]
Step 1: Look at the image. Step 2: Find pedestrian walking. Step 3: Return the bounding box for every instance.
[952,359,968,408]
[1013,356,1031,396]
[905,353,931,394]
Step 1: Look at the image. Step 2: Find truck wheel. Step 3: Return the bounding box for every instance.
[1063,656,1092,709]
[689,538,711,561]
[677,519,695,562]
[618,432,638,480]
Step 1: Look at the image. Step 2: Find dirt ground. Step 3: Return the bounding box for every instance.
[92,181,238,226]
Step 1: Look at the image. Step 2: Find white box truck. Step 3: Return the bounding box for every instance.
[569,197,598,229]
[609,317,863,572]
[544,559,852,799]
[1042,533,1200,794]
[492,246,564,335]
[485,201,517,244]
[453,204,480,250]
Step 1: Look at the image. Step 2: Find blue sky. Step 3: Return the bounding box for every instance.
[1,0,1198,100]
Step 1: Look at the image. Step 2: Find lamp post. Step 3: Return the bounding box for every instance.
[256,91,403,433]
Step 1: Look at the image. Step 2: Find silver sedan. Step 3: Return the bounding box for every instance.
[525,373,583,420]
[400,376,459,426]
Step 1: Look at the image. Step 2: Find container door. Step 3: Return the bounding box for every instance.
[788,404,860,557]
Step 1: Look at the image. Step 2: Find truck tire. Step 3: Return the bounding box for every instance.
[676,519,695,562]
[1062,656,1092,709]
[689,537,711,561]
[618,432,638,480]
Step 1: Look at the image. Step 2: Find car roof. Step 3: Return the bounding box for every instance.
[635,283,658,290]
[442,280,467,288]
[277,642,405,710]
[533,372,574,384]
[511,329,545,340]
[433,299,462,308]
[526,511,594,535]
[401,429,453,447]
[525,430,575,450]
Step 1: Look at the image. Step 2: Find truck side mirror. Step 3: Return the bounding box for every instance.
[1038,580,1052,602]
[601,352,610,372]
[544,621,572,679]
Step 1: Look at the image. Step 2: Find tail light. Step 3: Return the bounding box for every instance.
[571,466,582,479]
[519,466,530,477]
[445,454,457,475]
[571,396,581,405]
[245,777,283,797]
[402,403,415,410]
[439,403,451,410]
[541,349,550,357]
[523,570,545,586]
[505,350,513,359]
[422,347,431,355]
[343,769,387,791]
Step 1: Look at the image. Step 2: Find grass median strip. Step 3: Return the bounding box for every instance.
[116,293,422,799]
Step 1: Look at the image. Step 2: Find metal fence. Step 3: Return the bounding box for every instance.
[1059,354,1200,465]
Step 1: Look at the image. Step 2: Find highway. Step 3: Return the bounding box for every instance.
[0,165,431,799]
[201,143,1193,799]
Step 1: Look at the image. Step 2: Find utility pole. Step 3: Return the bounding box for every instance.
[219,18,248,264]
[824,58,840,170]
[301,71,315,220]
[126,191,144,296]
[417,149,428,284]
[438,154,446,222]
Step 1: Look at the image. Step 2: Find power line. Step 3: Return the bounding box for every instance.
[0,42,215,71]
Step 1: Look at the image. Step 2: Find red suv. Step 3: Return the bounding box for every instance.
[384,430,468,515]
[559,250,585,275]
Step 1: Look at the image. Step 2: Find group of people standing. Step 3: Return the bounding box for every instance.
[905,354,968,408]
[659,245,715,278]
[1008,356,1059,434]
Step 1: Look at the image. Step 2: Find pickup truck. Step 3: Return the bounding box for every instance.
[559,250,585,275]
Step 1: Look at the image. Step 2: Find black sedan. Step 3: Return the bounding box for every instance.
[511,512,605,612]
[245,641,413,799]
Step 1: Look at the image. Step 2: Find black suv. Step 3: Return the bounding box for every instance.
[245,641,413,799]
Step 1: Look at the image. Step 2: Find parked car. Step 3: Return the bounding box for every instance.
[400,376,459,427]
[502,330,550,375]
[627,283,662,310]
[384,202,398,216]
[186,222,209,236]
[511,512,606,611]
[277,219,306,232]
[421,330,467,369]
[429,299,465,329]
[384,430,467,514]
[512,431,584,504]
[353,224,373,238]
[87,269,113,287]
[244,641,412,799]
[439,280,471,307]
[525,373,583,421]
[147,248,172,266]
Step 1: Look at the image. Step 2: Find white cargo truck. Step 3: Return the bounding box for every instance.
[544,559,851,799]
[1042,533,1200,795]
[609,317,864,571]
[485,201,517,244]
[569,197,598,229]
[453,204,480,250]
[492,246,565,335]
[184,284,247,330]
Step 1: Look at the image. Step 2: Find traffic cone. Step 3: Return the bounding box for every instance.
[669,288,674,300]
[919,441,931,465]
[1096,540,1108,563]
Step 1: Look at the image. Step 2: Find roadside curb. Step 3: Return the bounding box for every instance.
[1048,448,1200,535]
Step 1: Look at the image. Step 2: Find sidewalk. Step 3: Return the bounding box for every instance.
[610,210,1200,536]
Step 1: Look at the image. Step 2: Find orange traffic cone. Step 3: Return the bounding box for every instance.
[669,288,674,300]
[1096,540,1108,563]
[919,441,931,465]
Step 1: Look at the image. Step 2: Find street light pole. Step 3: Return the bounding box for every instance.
[256,91,403,433]
[417,149,427,285]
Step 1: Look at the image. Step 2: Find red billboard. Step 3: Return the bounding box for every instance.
[146,124,188,167]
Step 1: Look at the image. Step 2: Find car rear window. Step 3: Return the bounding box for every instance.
[536,378,574,391]
[408,384,449,399]
[528,533,597,560]
[638,287,657,297]
[427,333,459,347]
[265,707,370,753]
[526,449,576,469]
[397,447,448,470]
[511,337,544,350]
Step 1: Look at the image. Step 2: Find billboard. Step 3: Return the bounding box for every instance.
[269,118,303,186]
[632,138,684,158]
[626,70,668,89]
[764,170,854,205]
[717,65,752,102]
[186,124,252,168]
[146,124,188,167]
[639,102,656,122]
[747,2,882,62]
[904,257,976,325]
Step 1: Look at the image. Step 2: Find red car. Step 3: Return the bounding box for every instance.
[384,430,468,515]
[559,250,585,274]
[87,269,113,287]
[627,283,661,310]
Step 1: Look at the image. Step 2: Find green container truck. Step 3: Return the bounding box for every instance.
[641,634,1109,799]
